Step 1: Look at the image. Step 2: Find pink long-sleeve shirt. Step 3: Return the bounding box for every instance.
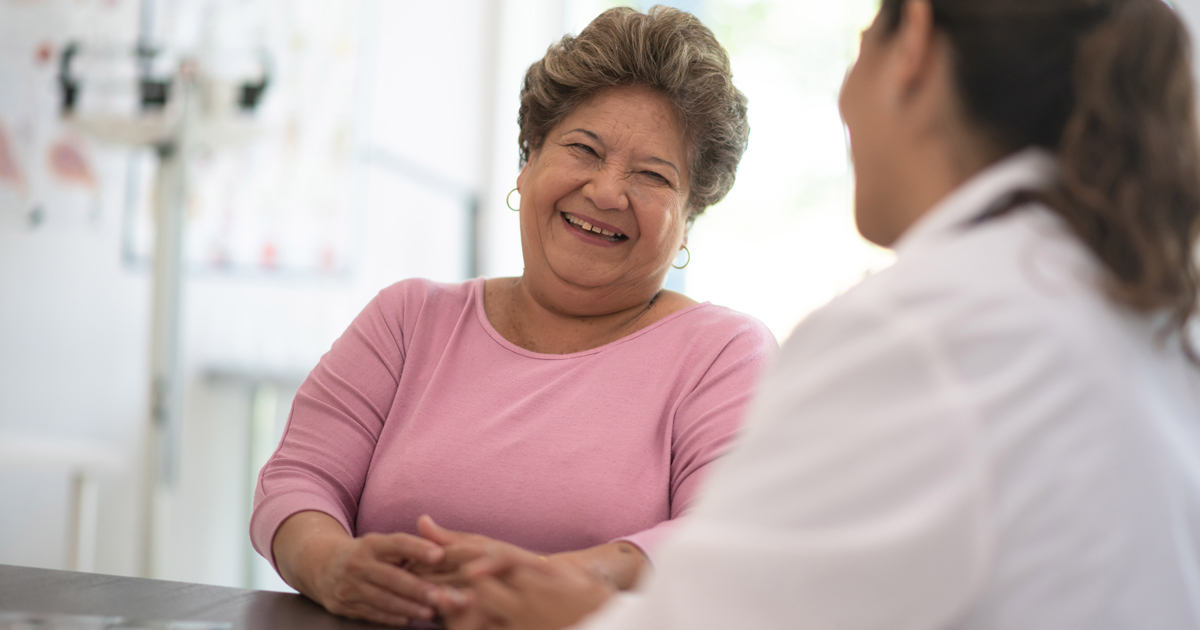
[250,278,776,567]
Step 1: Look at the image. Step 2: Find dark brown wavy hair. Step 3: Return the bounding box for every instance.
[881,0,1200,361]
[518,6,750,217]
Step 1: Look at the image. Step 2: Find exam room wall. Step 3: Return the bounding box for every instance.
[0,0,564,588]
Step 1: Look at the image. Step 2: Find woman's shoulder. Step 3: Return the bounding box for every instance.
[375,277,479,317]
[650,294,778,352]
[362,278,482,347]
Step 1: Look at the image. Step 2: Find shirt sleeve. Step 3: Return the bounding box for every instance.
[580,292,993,629]
[619,318,778,557]
[249,290,406,569]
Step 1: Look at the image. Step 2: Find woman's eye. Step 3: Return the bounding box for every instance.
[643,171,669,184]
[572,143,598,156]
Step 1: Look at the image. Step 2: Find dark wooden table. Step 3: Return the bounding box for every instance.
[0,564,409,629]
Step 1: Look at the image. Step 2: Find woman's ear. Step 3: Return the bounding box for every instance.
[516,162,529,191]
[516,143,544,191]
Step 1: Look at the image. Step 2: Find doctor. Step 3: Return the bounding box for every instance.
[425,0,1200,628]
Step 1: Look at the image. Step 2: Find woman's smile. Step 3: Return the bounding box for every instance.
[561,211,629,246]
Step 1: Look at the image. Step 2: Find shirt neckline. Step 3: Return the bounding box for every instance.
[470,277,714,360]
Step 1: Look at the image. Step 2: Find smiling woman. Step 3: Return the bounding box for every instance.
[249,6,776,628]
[495,85,695,352]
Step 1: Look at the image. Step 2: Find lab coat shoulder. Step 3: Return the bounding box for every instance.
[650,209,1103,630]
[635,225,1024,630]
[872,206,1149,433]
[774,209,1079,365]
[867,207,1098,346]
[819,206,1114,410]
[711,230,1002,524]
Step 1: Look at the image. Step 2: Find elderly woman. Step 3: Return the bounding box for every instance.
[250,6,772,627]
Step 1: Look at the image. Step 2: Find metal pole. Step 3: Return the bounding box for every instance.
[67,469,100,573]
[140,75,192,579]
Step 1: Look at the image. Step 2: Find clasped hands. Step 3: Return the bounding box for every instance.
[307,514,619,630]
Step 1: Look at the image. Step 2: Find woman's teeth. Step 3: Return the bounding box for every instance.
[563,213,627,241]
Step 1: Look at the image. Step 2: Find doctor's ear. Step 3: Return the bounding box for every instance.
[885,0,941,108]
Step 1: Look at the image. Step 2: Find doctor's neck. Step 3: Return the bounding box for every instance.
[881,93,1007,248]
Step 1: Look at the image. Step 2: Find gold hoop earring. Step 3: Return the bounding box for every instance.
[672,246,691,270]
[506,188,520,212]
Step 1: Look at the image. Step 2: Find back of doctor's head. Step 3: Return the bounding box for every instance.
[880,0,1200,360]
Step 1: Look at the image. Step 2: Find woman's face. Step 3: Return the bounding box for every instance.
[516,84,691,315]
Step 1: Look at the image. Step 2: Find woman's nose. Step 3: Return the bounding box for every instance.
[582,166,630,212]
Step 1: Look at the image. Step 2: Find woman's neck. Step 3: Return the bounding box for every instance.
[484,277,692,355]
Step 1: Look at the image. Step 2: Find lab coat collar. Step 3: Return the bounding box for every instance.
[892,147,1059,257]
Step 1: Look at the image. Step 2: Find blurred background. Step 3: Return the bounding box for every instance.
[0,0,1197,592]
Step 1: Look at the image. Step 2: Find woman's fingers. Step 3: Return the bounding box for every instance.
[432,585,471,612]
[355,579,436,620]
[315,534,446,624]
[410,540,490,578]
[462,555,508,579]
[324,569,434,622]
[368,531,445,566]
[470,576,526,620]
[359,558,440,609]
[419,570,475,588]
[461,561,615,630]
[461,545,547,580]
[437,589,500,630]
[417,514,465,546]
[411,525,540,581]
[321,576,423,626]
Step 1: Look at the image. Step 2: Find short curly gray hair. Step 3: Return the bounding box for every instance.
[517,5,750,217]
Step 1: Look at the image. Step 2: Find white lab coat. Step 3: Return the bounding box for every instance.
[578,149,1200,630]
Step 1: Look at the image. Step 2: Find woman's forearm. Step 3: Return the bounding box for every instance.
[272,510,354,598]
[551,541,648,591]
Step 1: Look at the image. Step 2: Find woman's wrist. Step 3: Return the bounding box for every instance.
[551,541,647,591]
[273,511,352,601]
[295,532,349,603]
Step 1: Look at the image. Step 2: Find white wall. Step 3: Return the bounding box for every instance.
[0,153,149,577]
